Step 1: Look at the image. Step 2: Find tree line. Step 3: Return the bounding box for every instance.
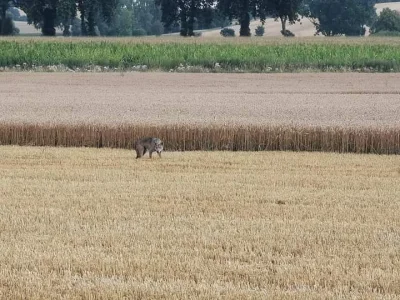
[0,0,399,37]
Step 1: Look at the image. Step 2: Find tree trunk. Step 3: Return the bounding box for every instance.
[79,0,87,36]
[42,7,56,36]
[63,19,71,36]
[87,9,96,36]
[1,4,8,35]
[179,3,187,36]
[187,0,196,36]
[239,0,250,37]
[280,16,287,32]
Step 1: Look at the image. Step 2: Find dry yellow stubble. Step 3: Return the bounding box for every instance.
[0,146,399,299]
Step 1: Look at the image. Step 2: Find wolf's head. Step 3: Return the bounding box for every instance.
[154,139,164,153]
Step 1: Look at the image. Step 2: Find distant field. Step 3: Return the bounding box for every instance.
[1,72,399,128]
[376,1,400,14]
[0,147,399,299]
[1,38,400,72]
[1,72,399,154]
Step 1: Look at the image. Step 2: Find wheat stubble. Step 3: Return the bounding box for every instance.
[0,147,399,299]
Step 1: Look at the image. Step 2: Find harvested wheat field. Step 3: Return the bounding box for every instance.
[0,146,399,299]
[1,72,400,127]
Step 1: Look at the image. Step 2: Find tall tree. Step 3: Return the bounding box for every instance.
[79,0,118,36]
[100,0,118,24]
[77,0,100,36]
[133,0,154,34]
[57,0,76,36]
[98,0,119,35]
[371,8,400,33]
[17,0,117,36]
[157,0,212,36]
[267,0,303,35]
[218,0,250,36]
[218,0,267,36]
[77,0,87,35]
[156,0,177,32]
[0,0,15,35]
[18,0,58,36]
[302,0,377,36]
[196,6,230,30]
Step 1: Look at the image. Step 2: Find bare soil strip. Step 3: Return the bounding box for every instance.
[1,73,399,128]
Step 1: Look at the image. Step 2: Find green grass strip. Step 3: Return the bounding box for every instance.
[1,39,400,72]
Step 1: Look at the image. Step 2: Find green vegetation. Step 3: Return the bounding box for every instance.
[255,25,265,36]
[1,39,400,72]
[266,0,303,35]
[371,8,400,35]
[220,28,235,37]
[302,0,376,36]
[371,30,400,37]
[2,0,384,38]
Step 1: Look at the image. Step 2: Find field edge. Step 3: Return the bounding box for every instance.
[1,123,399,154]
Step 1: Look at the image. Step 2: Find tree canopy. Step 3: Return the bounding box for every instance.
[13,0,118,36]
[4,0,386,38]
[267,0,303,35]
[302,0,377,36]
[1,0,18,35]
[156,0,215,36]
[370,7,400,33]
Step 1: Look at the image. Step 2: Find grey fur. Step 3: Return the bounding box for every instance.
[135,137,163,159]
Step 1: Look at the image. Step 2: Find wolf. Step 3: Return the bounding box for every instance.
[135,137,163,159]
